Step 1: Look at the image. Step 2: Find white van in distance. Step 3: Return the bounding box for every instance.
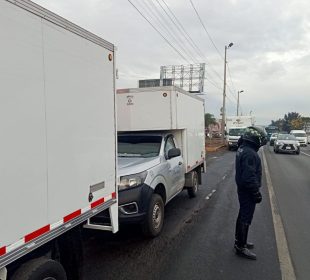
[290,130,307,146]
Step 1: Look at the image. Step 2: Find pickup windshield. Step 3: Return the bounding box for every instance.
[118,135,162,158]
[229,128,246,136]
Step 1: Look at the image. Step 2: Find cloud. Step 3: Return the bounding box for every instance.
[33,0,310,124]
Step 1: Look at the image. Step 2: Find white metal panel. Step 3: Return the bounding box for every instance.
[6,0,114,51]
[42,20,116,223]
[117,89,174,131]
[175,89,205,171]
[0,0,48,246]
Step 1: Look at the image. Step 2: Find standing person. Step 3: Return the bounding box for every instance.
[234,126,267,260]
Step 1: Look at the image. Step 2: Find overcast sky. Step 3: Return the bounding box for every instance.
[33,0,310,125]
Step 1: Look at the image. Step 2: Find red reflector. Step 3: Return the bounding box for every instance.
[91,198,105,209]
[63,209,81,223]
[0,246,6,256]
[112,192,116,199]
[25,225,50,243]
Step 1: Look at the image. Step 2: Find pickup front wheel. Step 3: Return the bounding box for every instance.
[142,193,164,238]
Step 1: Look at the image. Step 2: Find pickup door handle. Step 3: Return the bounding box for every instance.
[178,161,183,165]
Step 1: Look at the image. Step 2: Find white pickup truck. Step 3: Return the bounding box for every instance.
[114,86,206,237]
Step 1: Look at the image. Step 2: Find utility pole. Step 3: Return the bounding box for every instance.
[221,43,233,143]
[237,90,244,116]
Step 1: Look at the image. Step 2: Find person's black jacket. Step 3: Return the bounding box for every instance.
[235,141,262,193]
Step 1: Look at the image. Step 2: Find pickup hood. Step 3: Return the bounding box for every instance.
[118,157,161,177]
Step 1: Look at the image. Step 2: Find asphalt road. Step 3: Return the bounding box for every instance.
[81,149,282,280]
[264,144,310,280]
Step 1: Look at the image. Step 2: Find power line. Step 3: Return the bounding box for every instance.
[189,0,224,60]
[160,0,224,84]
[205,77,222,91]
[144,0,198,63]
[127,0,190,63]
[160,0,206,60]
[129,0,228,97]
[152,0,200,63]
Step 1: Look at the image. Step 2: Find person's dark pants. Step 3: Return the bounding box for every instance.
[237,189,256,224]
[235,189,256,248]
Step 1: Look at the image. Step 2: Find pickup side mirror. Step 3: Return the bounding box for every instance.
[167,148,181,159]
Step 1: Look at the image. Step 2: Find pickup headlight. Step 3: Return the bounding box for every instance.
[119,171,147,191]
[296,142,300,146]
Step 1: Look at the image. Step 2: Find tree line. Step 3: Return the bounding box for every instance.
[270,112,310,132]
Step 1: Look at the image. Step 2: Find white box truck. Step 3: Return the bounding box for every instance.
[225,116,254,150]
[0,1,118,279]
[113,86,205,237]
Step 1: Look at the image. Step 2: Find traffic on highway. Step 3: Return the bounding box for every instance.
[82,140,310,280]
[1,1,310,280]
[86,141,309,280]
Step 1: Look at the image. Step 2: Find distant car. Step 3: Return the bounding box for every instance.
[274,134,300,154]
[212,132,221,138]
[290,130,307,146]
[269,133,278,146]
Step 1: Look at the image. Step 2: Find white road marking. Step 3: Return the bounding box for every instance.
[211,156,218,159]
[205,189,216,200]
[262,150,296,280]
[301,151,310,157]
[222,174,227,180]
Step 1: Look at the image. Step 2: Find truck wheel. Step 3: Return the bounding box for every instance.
[187,171,198,198]
[11,258,66,280]
[142,194,164,238]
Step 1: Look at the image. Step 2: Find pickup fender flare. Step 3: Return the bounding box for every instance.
[147,174,168,203]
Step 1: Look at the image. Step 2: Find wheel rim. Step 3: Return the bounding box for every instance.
[152,203,162,229]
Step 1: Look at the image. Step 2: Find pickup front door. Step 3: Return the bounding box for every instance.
[164,136,185,198]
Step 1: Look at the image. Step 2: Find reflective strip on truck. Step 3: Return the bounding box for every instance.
[0,192,116,266]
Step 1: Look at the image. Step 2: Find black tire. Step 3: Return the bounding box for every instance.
[57,226,83,280]
[11,258,67,280]
[142,193,164,238]
[187,171,198,198]
[274,149,278,153]
[228,146,231,151]
[296,150,300,155]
